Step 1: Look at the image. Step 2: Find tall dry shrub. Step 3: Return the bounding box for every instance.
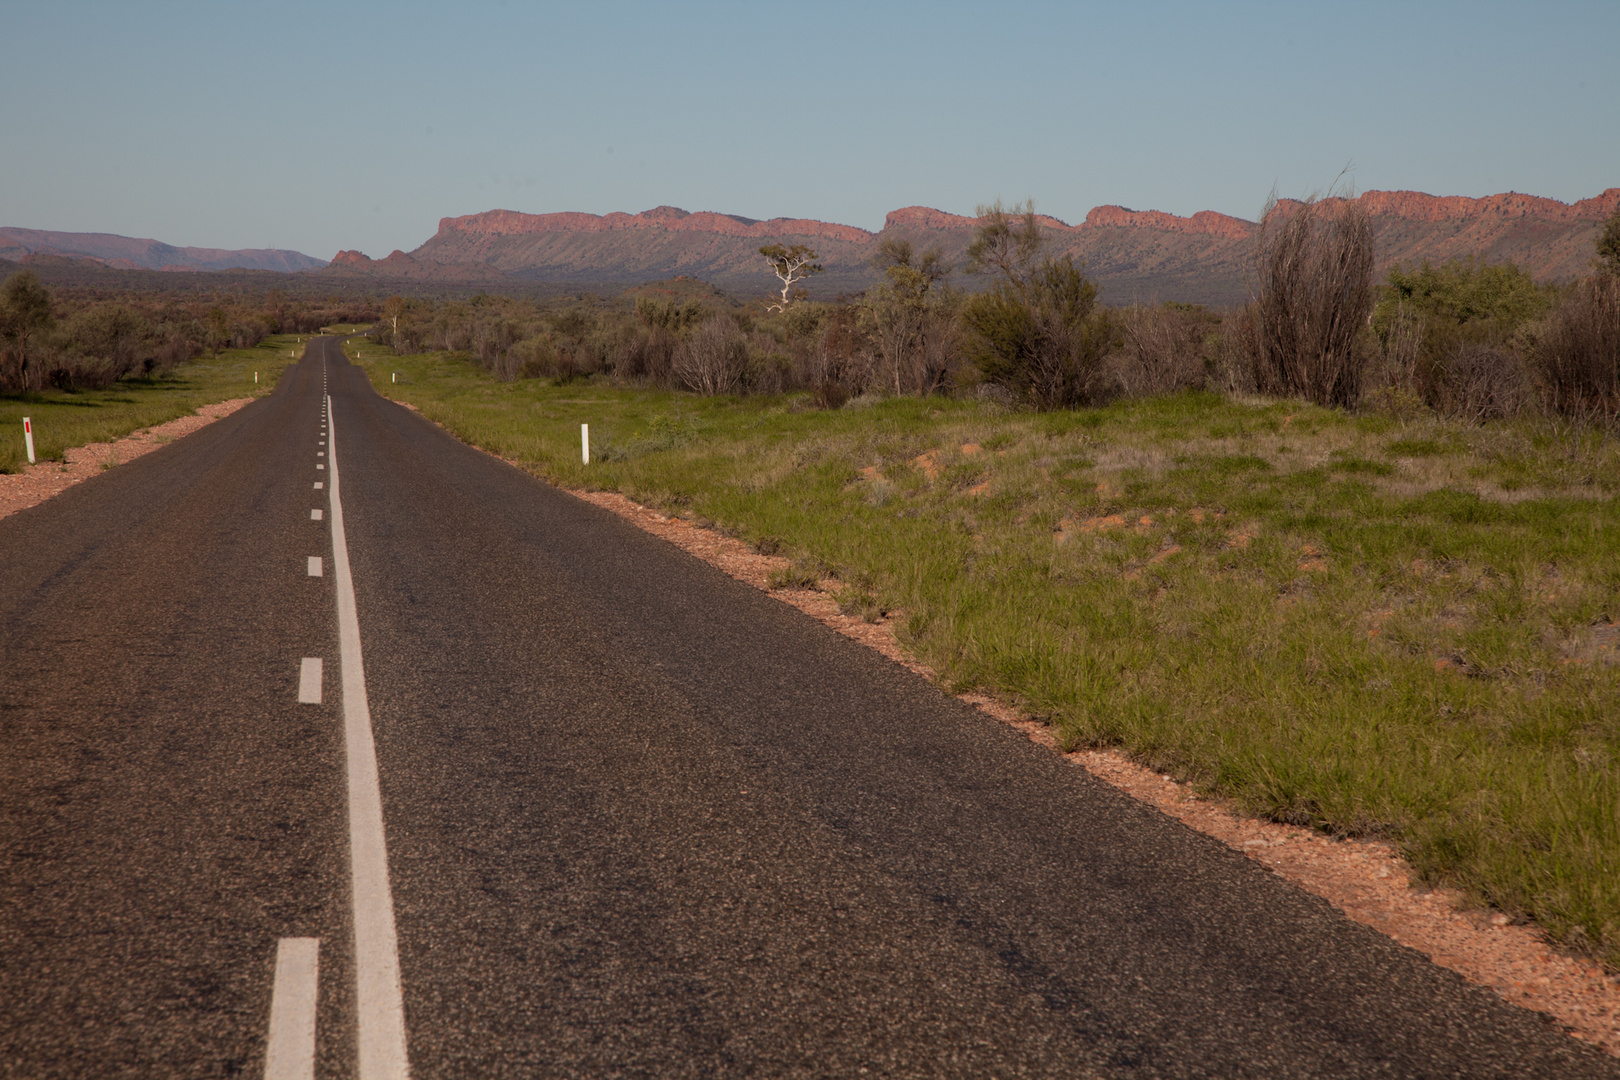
[1538,276,1620,427]
[806,307,878,406]
[1252,195,1374,408]
[675,314,748,395]
[1112,304,1210,397]
[1424,344,1534,422]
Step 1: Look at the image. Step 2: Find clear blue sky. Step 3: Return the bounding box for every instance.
[3,0,1615,260]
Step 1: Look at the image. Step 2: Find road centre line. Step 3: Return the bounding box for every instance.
[297,659,322,705]
[264,937,319,1080]
[326,394,411,1079]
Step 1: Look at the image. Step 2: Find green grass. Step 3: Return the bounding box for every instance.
[353,344,1620,965]
[0,337,300,473]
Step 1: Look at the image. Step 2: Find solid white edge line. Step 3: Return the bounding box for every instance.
[298,658,323,704]
[327,393,411,1079]
[264,937,319,1080]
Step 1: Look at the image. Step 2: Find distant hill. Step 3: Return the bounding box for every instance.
[0,227,326,273]
[323,190,1620,306]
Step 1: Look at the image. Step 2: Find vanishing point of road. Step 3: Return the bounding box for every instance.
[1,338,1611,1078]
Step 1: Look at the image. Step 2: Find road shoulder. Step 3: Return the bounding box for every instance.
[561,487,1620,1060]
[0,397,255,521]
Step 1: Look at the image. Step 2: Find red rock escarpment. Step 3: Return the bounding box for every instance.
[436,207,873,245]
[336,189,1619,306]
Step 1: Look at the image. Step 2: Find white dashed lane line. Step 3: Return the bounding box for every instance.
[311,509,323,521]
[297,658,323,705]
[314,482,323,490]
[264,938,319,1080]
[308,557,323,578]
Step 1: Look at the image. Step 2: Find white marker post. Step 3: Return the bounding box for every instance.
[581,423,590,465]
[255,371,259,384]
[391,373,396,384]
[22,417,35,465]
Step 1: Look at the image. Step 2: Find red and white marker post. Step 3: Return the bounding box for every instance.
[22,417,35,465]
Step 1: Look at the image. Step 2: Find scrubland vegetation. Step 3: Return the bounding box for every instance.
[0,334,302,473]
[0,272,375,394]
[0,276,377,470]
[364,199,1620,432]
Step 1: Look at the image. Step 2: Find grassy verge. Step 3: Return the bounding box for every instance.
[352,343,1620,964]
[0,336,302,473]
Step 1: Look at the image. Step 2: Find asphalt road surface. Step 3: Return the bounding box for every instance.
[2,338,1614,1079]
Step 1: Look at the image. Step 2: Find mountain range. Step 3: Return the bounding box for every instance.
[323,189,1620,305]
[0,227,327,273]
[8,187,1616,304]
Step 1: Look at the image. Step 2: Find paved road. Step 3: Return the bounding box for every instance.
[2,337,1614,1078]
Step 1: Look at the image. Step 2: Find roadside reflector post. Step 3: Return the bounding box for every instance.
[23,417,35,465]
[391,372,396,384]
[581,423,590,465]
[255,371,259,384]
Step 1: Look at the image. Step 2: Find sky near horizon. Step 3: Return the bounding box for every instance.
[3,0,1616,260]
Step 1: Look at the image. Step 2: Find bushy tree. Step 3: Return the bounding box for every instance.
[0,271,55,391]
[867,238,957,395]
[60,303,150,385]
[1372,258,1551,419]
[1377,258,1550,332]
[1597,203,1620,278]
[634,296,706,334]
[959,202,1109,409]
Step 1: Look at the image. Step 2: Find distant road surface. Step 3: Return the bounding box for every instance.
[2,337,1613,1078]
